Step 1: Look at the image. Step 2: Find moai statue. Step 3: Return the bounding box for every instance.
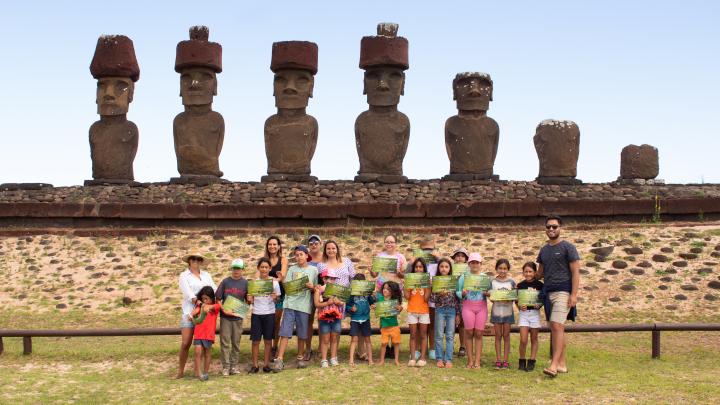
[171,26,226,185]
[262,41,319,183]
[618,144,661,184]
[443,72,499,181]
[86,35,140,185]
[354,23,410,184]
[533,119,582,185]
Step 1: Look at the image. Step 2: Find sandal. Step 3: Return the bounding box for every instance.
[543,367,558,378]
[303,349,314,362]
[437,361,445,368]
[358,353,368,361]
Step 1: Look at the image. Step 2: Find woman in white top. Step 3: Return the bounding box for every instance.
[176,252,216,379]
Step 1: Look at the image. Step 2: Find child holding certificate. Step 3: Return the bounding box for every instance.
[347,274,376,366]
[404,258,430,367]
[371,281,403,366]
[215,259,249,376]
[516,261,544,371]
[430,258,460,368]
[247,258,281,373]
[273,245,318,372]
[190,286,223,381]
[315,269,344,368]
[456,253,488,369]
[489,259,516,370]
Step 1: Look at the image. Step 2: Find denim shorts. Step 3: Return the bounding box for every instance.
[319,318,342,334]
[279,309,310,340]
[350,320,372,337]
[180,315,194,329]
[193,339,213,348]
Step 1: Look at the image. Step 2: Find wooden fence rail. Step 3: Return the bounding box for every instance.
[1,323,719,359]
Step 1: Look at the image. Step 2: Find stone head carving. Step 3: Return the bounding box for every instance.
[96,77,134,115]
[363,67,404,106]
[453,72,492,112]
[270,41,318,110]
[175,26,222,107]
[90,35,140,116]
[180,67,217,106]
[359,23,408,107]
[273,69,314,109]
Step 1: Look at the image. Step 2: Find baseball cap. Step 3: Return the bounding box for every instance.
[230,258,245,269]
[307,234,321,243]
[320,268,338,279]
[451,248,469,260]
[294,245,310,255]
[468,253,483,263]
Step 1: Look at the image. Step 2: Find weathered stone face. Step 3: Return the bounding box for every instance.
[621,144,659,179]
[96,77,134,116]
[180,67,217,106]
[454,75,491,112]
[364,66,404,106]
[273,68,314,109]
[534,120,580,178]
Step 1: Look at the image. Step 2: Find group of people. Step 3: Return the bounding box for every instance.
[176,215,580,380]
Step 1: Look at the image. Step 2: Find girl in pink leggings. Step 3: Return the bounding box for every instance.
[456,253,488,368]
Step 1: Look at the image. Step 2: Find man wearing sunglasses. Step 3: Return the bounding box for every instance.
[536,215,580,378]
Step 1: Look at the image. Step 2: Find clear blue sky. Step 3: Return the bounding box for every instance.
[1,1,718,186]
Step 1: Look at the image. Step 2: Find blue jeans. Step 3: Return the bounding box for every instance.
[434,307,456,362]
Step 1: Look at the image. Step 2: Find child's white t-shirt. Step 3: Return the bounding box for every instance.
[252,279,282,315]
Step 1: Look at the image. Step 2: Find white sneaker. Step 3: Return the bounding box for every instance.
[320,359,329,368]
[330,358,339,367]
[408,359,416,367]
[221,368,230,376]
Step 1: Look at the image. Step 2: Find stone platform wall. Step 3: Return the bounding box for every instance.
[1,181,719,232]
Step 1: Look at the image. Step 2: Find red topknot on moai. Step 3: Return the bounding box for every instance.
[262,40,320,183]
[354,23,410,184]
[171,26,227,185]
[86,35,140,185]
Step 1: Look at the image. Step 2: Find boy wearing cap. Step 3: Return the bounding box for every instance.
[215,259,248,376]
[304,234,322,361]
[274,245,318,371]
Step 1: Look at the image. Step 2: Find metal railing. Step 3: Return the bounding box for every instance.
[2,323,718,359]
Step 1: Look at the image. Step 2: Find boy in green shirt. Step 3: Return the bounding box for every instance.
[372,280,403,366]
[273,245,318,372]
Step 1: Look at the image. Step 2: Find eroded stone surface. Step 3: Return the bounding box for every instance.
[534,119,581,184]
[620,144,659,180]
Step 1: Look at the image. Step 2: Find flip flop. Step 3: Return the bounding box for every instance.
[543,368,558,378]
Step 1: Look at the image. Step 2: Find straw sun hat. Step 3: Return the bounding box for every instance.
[182,252,206,264]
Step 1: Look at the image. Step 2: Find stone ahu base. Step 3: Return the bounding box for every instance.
[442,174,500,182]
[84,179,141,186]
[354,174,408,184]
[169,175,230,186]
[1,183,54,190]
[616,178,665,186]
[536,176,583,185]
[261,174,318,183]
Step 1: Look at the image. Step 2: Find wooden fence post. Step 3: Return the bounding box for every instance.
[22,336,32,355]
[0,336,4,355]
[651,330,660,359]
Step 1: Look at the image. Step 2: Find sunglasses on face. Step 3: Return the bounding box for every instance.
[545,225,559,230]
[309,241,320,246]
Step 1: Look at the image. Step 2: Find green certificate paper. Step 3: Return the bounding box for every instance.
[375,299,399,318]
[452,263,469,274]
[490,289,518,301]
[518,289,542,307]
[222,296,249,318]
[323,283,351,302]
[413,249,437,264]
[463,273,491,292]
[283,275,309,296]
[404,272,430,289]
[372,256,398,274]
[350,280,375,296]
[432,275,458,293]
[248,279,274,296]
